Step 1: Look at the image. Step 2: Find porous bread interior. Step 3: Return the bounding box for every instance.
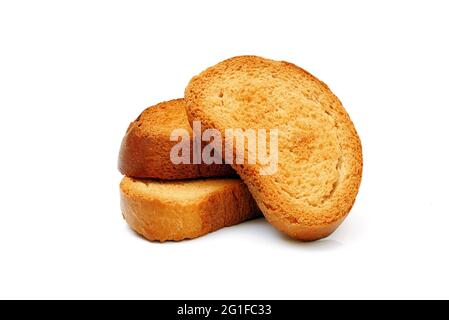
[185,56,362,227]
[121,176,242,204]
[131,98,192,137]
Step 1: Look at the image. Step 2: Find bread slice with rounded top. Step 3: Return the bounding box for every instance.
[120,176,261,242]
[118,99,235,179]
[185,56,363,241]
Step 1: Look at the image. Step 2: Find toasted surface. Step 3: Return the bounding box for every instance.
[185,56,363,241]
[118,99,235,179]
[120,176,261,242]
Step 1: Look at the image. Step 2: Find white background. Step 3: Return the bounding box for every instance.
[0,0,448,300]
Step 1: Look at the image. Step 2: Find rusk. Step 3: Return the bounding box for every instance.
[185,56,363,241]
[120,176,261,242]
[118,99,235,179]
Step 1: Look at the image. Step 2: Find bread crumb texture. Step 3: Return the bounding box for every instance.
[185,56,363,240]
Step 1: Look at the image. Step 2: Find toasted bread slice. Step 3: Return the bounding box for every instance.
[185,56,363,241]
[120,177,261,242]
[118,99,235,179]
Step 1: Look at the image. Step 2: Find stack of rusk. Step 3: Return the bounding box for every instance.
[118,56,363,242]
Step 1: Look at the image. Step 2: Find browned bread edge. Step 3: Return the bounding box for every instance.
[118,99,235,179]
[120,177,261,242]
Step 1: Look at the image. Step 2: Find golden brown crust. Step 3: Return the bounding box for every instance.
[118,99,235,179]
[120,177,261,242]
[185,56,363,241]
